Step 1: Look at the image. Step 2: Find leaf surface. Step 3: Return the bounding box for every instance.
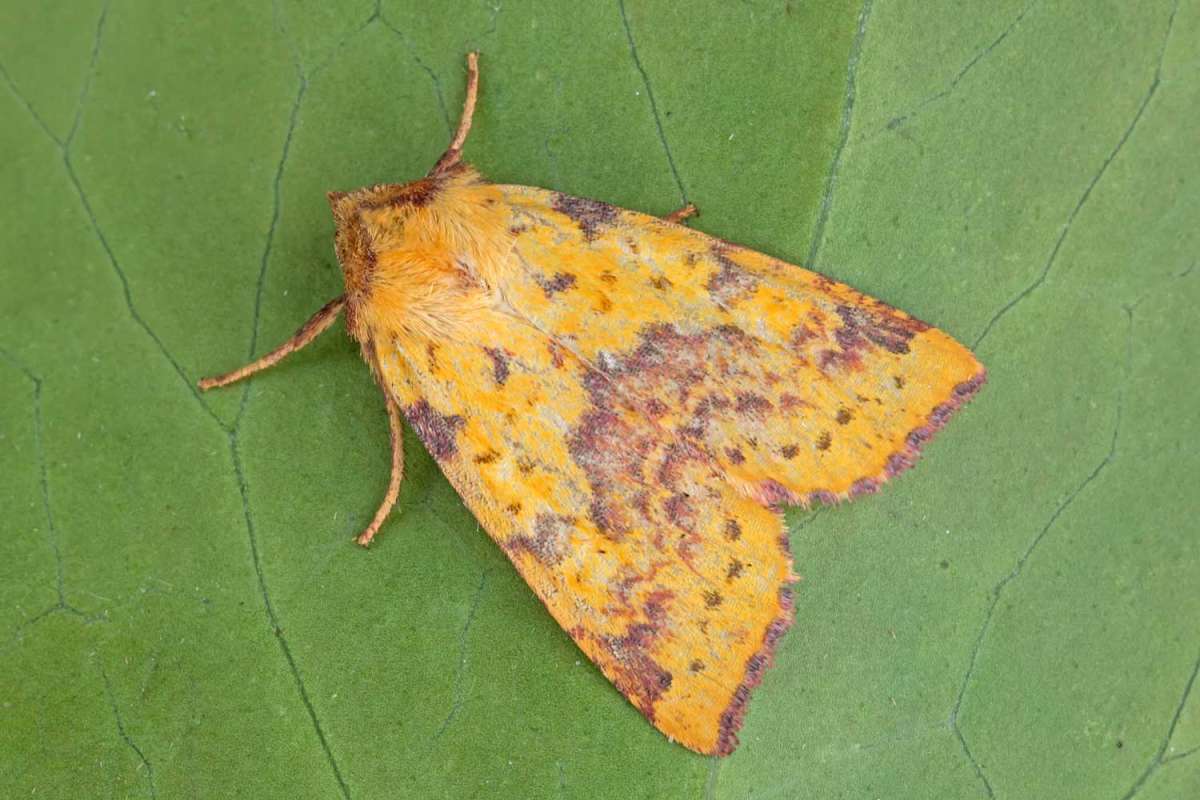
[1,1,1197,797]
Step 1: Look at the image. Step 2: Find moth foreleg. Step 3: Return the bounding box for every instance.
[355,390,405,547]
[198,295,345,390]
[662,203,699,224]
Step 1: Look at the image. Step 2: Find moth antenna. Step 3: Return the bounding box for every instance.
[429,51,480,176]
[198,295,346,390]
[356,391,405,547]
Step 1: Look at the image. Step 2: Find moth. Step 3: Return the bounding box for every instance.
[200,53,985,755]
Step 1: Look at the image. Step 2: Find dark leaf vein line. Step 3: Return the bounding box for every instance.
[378,15,452,132]
[66,0,110,148]
[102,667,157,799]
[0,355,57,597]
[972,0,1179,350]
[880,0,1037,136]
[274,0,379,80]
[618,0,689,205]
[951,303,1133,797]
[236,73,308,426]
[4,1,223,431]
[435,571,489,739]
[1165,743,1200,764]
[62,163,223,429]
[0,60,62,144]
[0,350,89,627]
[1120,650,1200,799]
[229,438,351,799]
[807,0,875,268]
[224,71,351,798]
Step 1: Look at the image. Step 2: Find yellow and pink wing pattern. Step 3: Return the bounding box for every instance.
[495,186,986,507]
[371,184,983,755]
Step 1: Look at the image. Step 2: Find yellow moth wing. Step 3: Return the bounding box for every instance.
[350,172,982,756]
[495,186,985,505]
[371,310,792,755]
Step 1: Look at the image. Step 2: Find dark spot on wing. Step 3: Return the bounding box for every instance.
[644,398,669,418]
[506,513,573,566]
[820,303,930,372]
[552,193,619,239]
[663,492,696,532]
[724,518,742,541]
[756,479,792,507]
[403,400,465,461]
[589,494,630,540]
[779,393,811,411]
[485,347,511,386]
[736,392,773,416]
[598,621,674,721]
[706,244,759,304]
[547,341,566,369]
[536,271,577,297]
[473,449,500,465]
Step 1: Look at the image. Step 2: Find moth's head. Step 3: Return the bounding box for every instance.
[327,177,442,294]
[327,190,376,305]
[327,167,495,339]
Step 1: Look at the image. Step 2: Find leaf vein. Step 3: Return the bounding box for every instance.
[618,0,689,205]
[807,0,875,268]
[972,0,1180,350]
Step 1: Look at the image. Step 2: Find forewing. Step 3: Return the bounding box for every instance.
[495,186,985,506]
[367,182,982,755]
[372,313,792,755]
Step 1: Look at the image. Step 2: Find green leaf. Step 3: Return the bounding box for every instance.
[2,1,1197,797]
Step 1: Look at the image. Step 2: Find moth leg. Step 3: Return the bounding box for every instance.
[663,203,699,224]
[355,390,405,547]
[429,51,480,176]
[198,296,345,390]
